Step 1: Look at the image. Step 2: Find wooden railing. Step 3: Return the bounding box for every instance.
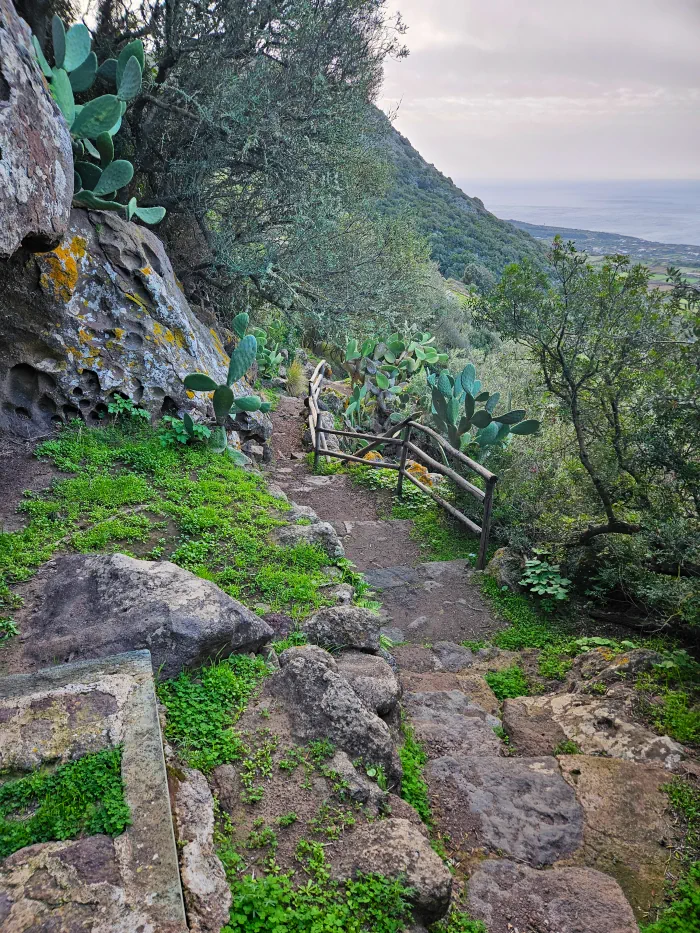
[307,360,497,570]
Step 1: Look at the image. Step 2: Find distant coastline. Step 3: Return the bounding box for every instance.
[507,220,700,268]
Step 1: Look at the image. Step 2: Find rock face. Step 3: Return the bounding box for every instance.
[431,641,474,672]
[172,767,232,933]
[267,645,401,784]
[335,650,401,715]
[0,209,270,441]
[404,690,502,758]
[0,0,73,258]
[467,859,638,933]
[302,605,381,653]
[3,554,273,678]
[502,693,683,769]
[427,756,583,865]
[331,818,452,923]
[558,755,674,919]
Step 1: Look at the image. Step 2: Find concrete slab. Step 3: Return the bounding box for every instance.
[0,651,187,932]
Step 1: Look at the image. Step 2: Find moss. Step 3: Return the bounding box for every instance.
[0,421,344,622]
[0,747,130,858]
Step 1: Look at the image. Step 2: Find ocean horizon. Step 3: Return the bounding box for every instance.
[455,179,700,247]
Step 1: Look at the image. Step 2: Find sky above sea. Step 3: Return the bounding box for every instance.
[454,179,700,246]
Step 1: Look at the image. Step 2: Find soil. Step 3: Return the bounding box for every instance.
[0,432,63,532]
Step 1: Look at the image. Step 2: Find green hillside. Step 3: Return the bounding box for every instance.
[378,116,545,279]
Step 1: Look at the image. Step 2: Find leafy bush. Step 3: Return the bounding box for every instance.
[642,863,700,933]
[159,414,212,447]
[520,550,571,605]
[106,396,150,423]
[484,665,530,701]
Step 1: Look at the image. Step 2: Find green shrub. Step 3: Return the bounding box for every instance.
[642,863,700,933]
[484,664,530,701]
[398,717,432,825]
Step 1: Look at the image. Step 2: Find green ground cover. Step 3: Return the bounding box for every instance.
[0,421,360,632]
[0,747,130,858]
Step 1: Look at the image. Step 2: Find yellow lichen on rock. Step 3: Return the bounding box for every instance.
[38,236,88,302]
[363,451,382,462]
[406,461,432,485]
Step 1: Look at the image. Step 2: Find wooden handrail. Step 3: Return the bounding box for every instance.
[405,440,485,502]
[407,421,496,482]
[307,369,497,569]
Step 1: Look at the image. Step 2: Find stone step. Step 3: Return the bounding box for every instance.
[364,560,504,644]
[330,519,422,570]
[403,689,503,759]
[427,754,584,866]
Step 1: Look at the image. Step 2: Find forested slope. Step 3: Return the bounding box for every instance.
[377,114,545,279]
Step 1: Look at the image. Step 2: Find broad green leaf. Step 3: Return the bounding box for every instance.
[494,409,526,425]
[209,425,228,453]
[375,371,390,390]
[74,161,102,190]
[133,205,166,224]
[50,68,74,125]
[72,190,122,210]
[126,197,137,221]
[117,40,145,86]
[232,312,249,338]
[69,52,97,92]
[227,447,250,466]
[464,391,475,421]
[32,36,53,78]
[71,95,122,138]
[96,58,118,83]
[64,23,91,72]
[227,334,257,386]
[93,159,133,195]
[117,54,142,101]
[182,412,195,437]
[510,419,541,436]
[485,392,500,414]
[184,373,218,391]
[95,132,114,166]
[471,409,492,429]
[213,385,234,420]
[52,15,66,69]
[234,395,262,412]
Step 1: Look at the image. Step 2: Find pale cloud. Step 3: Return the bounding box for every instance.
[381,0,700,180]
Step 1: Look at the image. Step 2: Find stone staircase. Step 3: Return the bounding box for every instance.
[268,393,673,932]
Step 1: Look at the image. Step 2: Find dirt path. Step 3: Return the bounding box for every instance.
[267,395,503,644]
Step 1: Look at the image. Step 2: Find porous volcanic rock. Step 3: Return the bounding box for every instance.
[467,859,637,933]
[431,641,474,672]
[557,755,675,919]
[0,209,270,442]
[485,547,524,592]
[302,605,381,653]
[427,755,583,865]
[3,553,273,678]
[335,650,401,715]
[267,645,401,784]
[0,0,73,257]
[271,519,344,559]
[502,693,683,769]
[331,818,452,923]
[403,690,502,759]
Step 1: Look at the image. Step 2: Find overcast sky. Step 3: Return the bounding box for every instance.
[379,0,700,182]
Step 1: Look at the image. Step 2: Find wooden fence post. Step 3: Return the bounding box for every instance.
[477,477,497,570]
[396,424,411,498]
[313,413,322,473]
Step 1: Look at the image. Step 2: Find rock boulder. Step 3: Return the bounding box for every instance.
[3,553,273,678]
[302,605,381,653]
[0,209,270,442]
[335,650,401,715]
[0,0,73,258]
[468,859,637,933]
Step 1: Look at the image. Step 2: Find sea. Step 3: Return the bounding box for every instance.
[455,179,700,247]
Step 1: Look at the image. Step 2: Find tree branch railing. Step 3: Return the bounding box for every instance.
[307,361,497,570]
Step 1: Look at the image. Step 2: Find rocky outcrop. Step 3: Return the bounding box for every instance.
[404,689,502,758]
[467,859,637,933]
[302,605,382,653]
[0,209,270,442]
[427,755,584,865]
[335,650,401,716]
[485,547,524,592]
[431,641,474,672]
[3,554,273,678]
[267,645,401,784]
[331,818,452,924]
[0,0,73,258]
[171,767,232,933]
[502,693,683,769]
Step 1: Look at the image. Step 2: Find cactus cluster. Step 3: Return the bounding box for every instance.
[344,332,447,430]
[428,363,540,450]
[184,313,270,464]
[249,327,284,378]
[31,16,165,225]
